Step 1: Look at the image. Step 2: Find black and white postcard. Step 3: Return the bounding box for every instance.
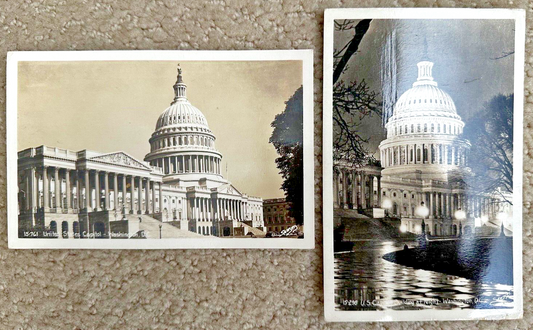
[7,50,314,249]
[323,8,524,321]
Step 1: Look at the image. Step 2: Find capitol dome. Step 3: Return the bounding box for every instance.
[155,102,210,131]
[154,68,211,132]
[145,66,223,179]
[391,61,460,120]
[379,60,470,173]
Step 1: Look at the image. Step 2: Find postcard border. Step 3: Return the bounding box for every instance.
[323,8,525,322]
[7,50,315,250]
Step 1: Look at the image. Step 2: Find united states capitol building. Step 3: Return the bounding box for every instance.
[334,61,512,236]
[17,67,264,239]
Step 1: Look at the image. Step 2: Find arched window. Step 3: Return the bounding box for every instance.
[62,221,68,238]
[50,221,57,234]
[431,123,434,132]
[400,126,402,134]
[444,125,447,133]
[437,124,441,133]
[424,124,427,132]
[417,124,421,132]
[417,148,421,162]
[73,221,79,238]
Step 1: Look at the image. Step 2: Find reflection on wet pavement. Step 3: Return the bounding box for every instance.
[335,241,514,311]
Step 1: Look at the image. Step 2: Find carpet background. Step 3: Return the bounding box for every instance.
[0,1,531,329]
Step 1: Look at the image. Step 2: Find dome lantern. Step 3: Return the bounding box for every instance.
[413,61,437,87]
[172,65,187,104]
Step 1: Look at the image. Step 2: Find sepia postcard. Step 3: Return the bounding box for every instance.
[7,50,314,249]
[323,8,524,321]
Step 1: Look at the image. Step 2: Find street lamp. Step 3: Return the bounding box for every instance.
[159,224,162,239]
[496,212,508,237]
[455,209,466,237]
[415,202,429,235]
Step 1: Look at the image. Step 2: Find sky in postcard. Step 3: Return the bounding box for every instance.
[17,60,303,199]
[334,19,516,157]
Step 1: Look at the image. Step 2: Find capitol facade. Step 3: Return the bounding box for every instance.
[334,61,512,236]
[17,68,264,239]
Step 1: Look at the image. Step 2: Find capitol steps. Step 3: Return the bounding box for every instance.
[125,214,207,239]
[238,222,267,237]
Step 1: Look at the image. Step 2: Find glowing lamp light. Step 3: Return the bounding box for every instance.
[496,212,508,225]
[415,205,429,218]
[382,198,392,209]
[481,215,488,224]
[415,225,421,233]
[400,224,407,233]
[474,217,481,227]
[455,210,466,220]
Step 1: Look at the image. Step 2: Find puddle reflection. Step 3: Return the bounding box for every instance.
[334,241,514,311]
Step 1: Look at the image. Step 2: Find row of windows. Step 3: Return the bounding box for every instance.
[392,122,462,136]
[265,215,293,224]
[401,98,451,106]
[384,144,466,166]
[152,135,213,150]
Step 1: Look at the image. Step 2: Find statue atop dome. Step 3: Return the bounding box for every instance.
[172,64,187,104]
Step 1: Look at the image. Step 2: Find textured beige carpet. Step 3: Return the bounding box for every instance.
[0,1,531,329]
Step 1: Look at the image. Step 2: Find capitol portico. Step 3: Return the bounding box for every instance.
[334,61,513,237]
[17,67,264,239]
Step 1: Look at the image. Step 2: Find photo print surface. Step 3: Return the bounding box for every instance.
[7,50,315,249]
[323,8,524,322]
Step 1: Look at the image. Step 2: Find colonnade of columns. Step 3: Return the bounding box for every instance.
[381,143,467,168]
[152,155,221,175]
[333,169,381,210]
[189,196,247,222]
[384,188,504,221]
[19,166,163,215]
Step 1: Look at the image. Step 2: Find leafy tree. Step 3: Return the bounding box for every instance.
[270,87,303,225]
[463,94,513,203]
[333,19,381,165]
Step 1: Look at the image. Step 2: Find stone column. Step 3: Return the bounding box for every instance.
[377,176,382,207]
[54,167,60,210]
[340,170,346,208]
[113,173,118,211]
[369,175,374,208]
[196,197,200,221]
[84,170,90,211]
[137,177,143,214]
[159,183,163,213]
[121,175,127,211]
[95,171,101,211]
[428,144,433,164]
[75,171,81,210]
[152,182,156,214]
[351,172,357,208]
[42,166,49,211]
[429,192,434,219]
[104,172,109,210]
[129,176,135,213]
[65,170,71,210]
[145,179,150,214]
[30,167,37,212]
[451,146,455,165]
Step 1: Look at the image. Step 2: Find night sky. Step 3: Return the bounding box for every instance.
[334,19,516,158]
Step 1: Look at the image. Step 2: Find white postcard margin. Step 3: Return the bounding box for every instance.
[6,50,315,250]
[322,8,525,322]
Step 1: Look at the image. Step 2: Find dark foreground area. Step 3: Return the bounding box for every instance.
[383,236,513,285]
